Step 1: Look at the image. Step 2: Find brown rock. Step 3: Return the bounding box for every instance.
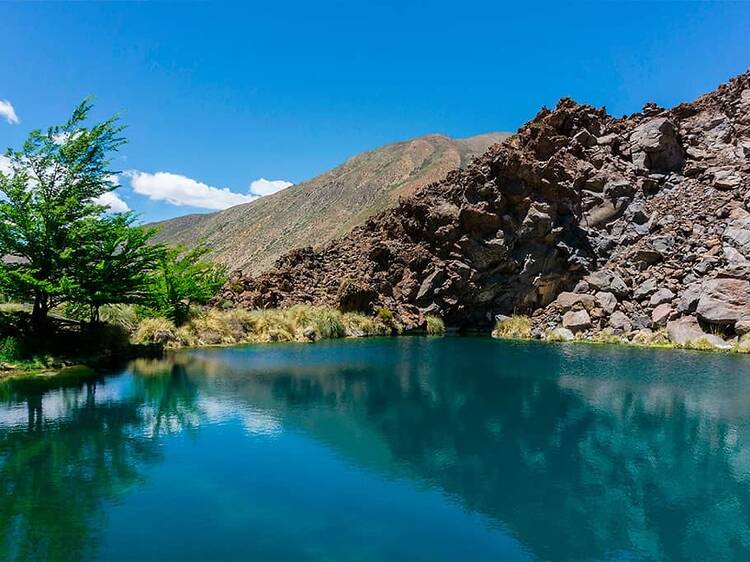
[556,292,596,311]
[651,303,673,327]
[696,278,750,325]
[563,310,592,332]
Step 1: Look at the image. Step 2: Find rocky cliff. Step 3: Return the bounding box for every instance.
[218,71,750,345]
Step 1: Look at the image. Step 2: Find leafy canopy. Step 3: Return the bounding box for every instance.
[0,99,160,326]
[146,244,227,326]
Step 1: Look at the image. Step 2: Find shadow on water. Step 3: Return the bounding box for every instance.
[3,337,750,561]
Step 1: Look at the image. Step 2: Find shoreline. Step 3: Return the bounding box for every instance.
[6,327,750,383]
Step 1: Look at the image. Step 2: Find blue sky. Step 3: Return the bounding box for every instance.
[1,1,749,223]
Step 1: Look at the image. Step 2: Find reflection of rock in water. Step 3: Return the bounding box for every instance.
[193,341,750,561]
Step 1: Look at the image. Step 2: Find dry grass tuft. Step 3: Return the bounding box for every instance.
[492,315,532,339]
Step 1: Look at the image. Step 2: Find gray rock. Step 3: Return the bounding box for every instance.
[713,169,743,190]
[573,129,596,147]
[573,280,590,294]
[735,317,750,336]
[585,269,629,297]
[609,311,633,333]
[649,288,676,307]
[633,278,658,300]
[563,309,592,332]
[677,283,702,314]
[629,117,684,172]
[416,269,446,302]
[595,291,618,314]
[548,327,575,342]
[696,278,750,325]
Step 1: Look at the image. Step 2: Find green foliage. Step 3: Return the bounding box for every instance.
[425,315,445,336]
[71,213,162,321]
[145,244,227,326]
[0,99,163,329]
[493,315,532,339]
[0,99,127,327]
[0,336,24,361]
[376,307,394,322]
[99,304,141,333]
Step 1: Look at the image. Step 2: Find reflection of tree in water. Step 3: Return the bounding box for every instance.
[243,342,750,561]
[0,362,200,562]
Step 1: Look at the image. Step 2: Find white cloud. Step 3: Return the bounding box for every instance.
[0,100,19,125]
[249,177,293,197]
[94,191,130,213]
[127,170,257,210]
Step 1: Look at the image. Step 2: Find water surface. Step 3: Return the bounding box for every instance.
[2,337,750,561]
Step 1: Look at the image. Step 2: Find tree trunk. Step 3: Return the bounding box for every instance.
[31,293,49,333]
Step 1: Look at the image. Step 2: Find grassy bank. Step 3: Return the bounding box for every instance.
[132,305,413,347]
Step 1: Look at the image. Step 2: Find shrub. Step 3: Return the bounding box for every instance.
[0,336,24,361]
[134,317,178,346]
[493,315,532,339]
[376,307,394,322]
[426,315,445,336]
[310,307,345,339]
[589,329,625,345]
[342,313,389,337]
[100,304,140,333]
[248,309,296,343]
[189,309,239,345]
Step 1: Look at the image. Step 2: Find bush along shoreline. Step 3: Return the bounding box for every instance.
[0,303,446,379]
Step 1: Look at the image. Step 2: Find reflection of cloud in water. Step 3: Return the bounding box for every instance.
[199,397,283,436]
[0,379,130,429]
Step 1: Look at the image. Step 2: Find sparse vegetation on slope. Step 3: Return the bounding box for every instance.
[151,133,508,275]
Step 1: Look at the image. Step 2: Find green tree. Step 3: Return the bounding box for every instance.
[147,244,227,326]
[71,213,163,323]
[0,99,125,329]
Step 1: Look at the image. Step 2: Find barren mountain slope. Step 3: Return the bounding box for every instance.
[152,132,508,274]
[219,71,750,344]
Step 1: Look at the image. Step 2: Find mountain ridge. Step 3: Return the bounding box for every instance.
[151,131,509,274]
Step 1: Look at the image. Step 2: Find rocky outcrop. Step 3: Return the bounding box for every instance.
[217,70,750,342]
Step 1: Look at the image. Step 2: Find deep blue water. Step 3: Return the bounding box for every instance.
[2,337,750,561]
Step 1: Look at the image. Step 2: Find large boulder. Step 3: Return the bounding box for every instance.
[562,310,592,332]
[584,270,629,297]
[556,292,596,311]
[595,291,618,314]
[609,311,633,333]
[629,117,684,172]
[666,316,731,349]
[696,278,750,325]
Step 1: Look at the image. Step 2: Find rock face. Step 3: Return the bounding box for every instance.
[218,71,750,340]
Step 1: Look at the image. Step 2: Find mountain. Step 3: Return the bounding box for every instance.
[151,132,508,275]
[218,70,750,347]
